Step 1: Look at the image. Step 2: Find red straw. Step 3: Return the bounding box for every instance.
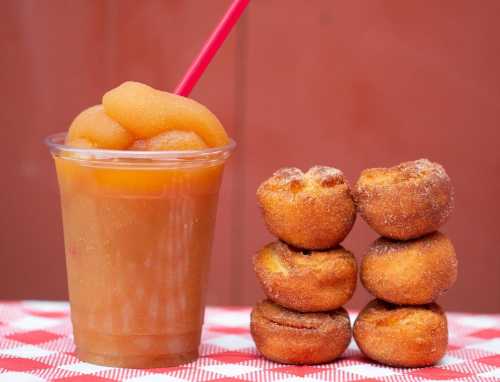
[174,0,250,96]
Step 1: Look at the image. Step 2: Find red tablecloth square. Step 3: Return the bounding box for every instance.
[6,330,63,345]
[270,364,324,377]
[409,367,471,380]
[144,366,188,375]
[470,328,500,339]
[208,351,260,363]
[0,356,52,371]
[479,354,500,367]
[23,310,69,319]
[53,376,117,382]
[207,326,250,335]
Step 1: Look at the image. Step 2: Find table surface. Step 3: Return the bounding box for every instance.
[0,301,498,382]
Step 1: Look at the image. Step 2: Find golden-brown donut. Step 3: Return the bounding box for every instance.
[250,299,351,365]
[361,232,457,305]
[257,166,356,250]
[353,159,454,240]
[353,299,448,367]
[254,241,357,312]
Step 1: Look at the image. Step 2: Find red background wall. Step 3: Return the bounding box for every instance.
[1,0,499,313]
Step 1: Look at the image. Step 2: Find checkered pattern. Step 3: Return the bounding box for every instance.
[0,301,499,381]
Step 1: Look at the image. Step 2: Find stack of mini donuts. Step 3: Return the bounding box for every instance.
[251,166,358,365]
[352,159,457,367]
[250,159,457,368]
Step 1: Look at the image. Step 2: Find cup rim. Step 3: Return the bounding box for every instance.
[45,132,236,162]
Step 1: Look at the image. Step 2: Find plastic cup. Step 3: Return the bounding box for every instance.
[46,133,235,368]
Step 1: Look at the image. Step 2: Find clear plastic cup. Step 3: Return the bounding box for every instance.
[46,133,235,368]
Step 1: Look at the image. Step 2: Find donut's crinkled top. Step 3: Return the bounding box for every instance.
[261,166,346,192]
[357,158,450,187]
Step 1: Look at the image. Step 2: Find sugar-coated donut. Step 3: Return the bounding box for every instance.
[254,241,357,312]
[353,299,448,367]
[251,299,351,365]
[257,166,356,250]
[353,159,454,240]
[361,232,457,305]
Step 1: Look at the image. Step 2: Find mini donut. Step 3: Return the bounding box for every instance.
[254,241,357,312]
[250,299,351,365]
[353,299,448,367]
[361,232,457,305]
[353,159,454,240]
[257,166,356,250]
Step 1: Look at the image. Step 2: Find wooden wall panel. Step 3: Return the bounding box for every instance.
[1,0,499,313]
[0,0,240,305]
[239,0,500,312]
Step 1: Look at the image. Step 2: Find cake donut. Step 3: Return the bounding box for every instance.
[353,299,448,367]
[251,299,351,364]
[361,232,457,305]
[257,166,356,249]
[254,241,357,312]
[353,159,454,240]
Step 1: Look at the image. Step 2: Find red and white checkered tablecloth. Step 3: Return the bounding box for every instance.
[0,301,499,381]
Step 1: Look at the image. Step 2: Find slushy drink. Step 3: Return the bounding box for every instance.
[47,82,234,368]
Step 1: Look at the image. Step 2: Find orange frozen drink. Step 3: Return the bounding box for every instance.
[46,82,234,368]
